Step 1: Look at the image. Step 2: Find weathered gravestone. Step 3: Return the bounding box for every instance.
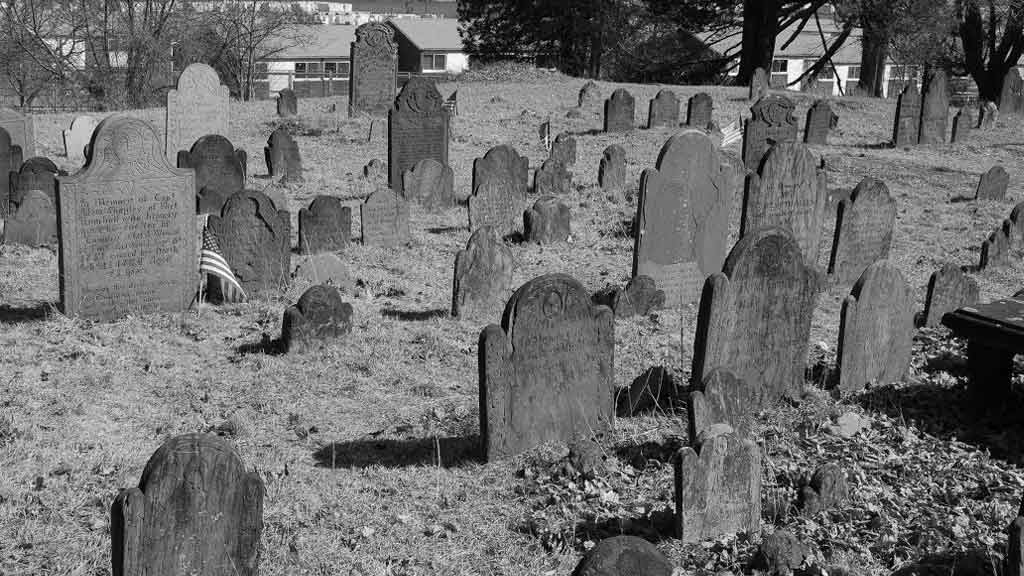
[451,225,514,318]
[534,158,572,196]
[742,95,798,171]
[979,101,998,129]
[288,253,354,300]
[591,275,665,317]
[837,261,914,393]
[401,158,454,211]
[207,189,290,297]
[3,190,57,248]
[0,128,23,215]
[750,67,769,101]
[923,263,980,327]
[634,130,736,307]
[281,284,353,353]
[918,70,949,145]
[177,134,247,214]
[804,100,837,145]
[264,128,303,184]
[892,83,921,146]
[578,81,601,107]
[687,92,714,130]
[1001,68,1024,116]
[828,177,896,286]
[675,430,760,543]
[57,116,195,321]
[277,88,297,117]
[647,89,680,129]
[63,116,98,162]
[980,222,1013,270]
[1010,202,1024,249]
[604,88,635,132]
[165,63,229,161]
[111,433,263,576]
[0,107,35,158]
[976,165,1009,201]
[688,368,758,441]
[550,132,576,167]
[951,108,966,143]
[572,535,674,576]
[468,177,522,237]
[349,22,397,117]
[480,273,614,460]
[692,227,825,404]
[524,196,570,244]
[10,156,61,210]
[298,195,351,254]
[598,144,626,196]
[388,77,449,197]
[360,187,410,248]
[363,158,387,182]
[473,144,528,201]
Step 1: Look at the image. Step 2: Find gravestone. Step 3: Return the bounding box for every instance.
[633,130,736,306]
[0,128,23,215]
[281,284,353,353]
[827,177,896,285]
[980,223,1013,269]
[692,227,824,404]
[675,431,760,543]
[480,273,614,460]
[177,134,247,214]
[57,116,195,321]
[360,187,410,248]
[979,101,998,129]
[892,83,921,146]
[572,536,673,576]
[473,144,528,200]
[534,158,571,196]
[264,128,303,184]
[804,100,837,145]
[923,263,979,327]
[550,132,577,166]
[368,118,386,142]
[290,253,354,297]
[63,116,98,162]
[0,107,35,157]
[742,95,798,171]
[363,158,387,182]
[524,196,570,244]
[277,88,297,117]
[951,108,966,143]
[207,189,290,297]
[687,92,713,130]
[1010,202,1024,249]
[111,433,263,576]
[1012,515,1024,576]
[165,63,229,161]
[578,81,601,107]
[349,22,397,116]
[837,261,914,393]
[647,89,680,128]
[298,195,351,254]
[3,190,57,248]
[595,275,665,317]
[742,142,827,264]
[688,368,758,440]
[401,158,455,211]
[750,67,769,101]
[10,156,61,210]
[388,77,449,196]
[1001,68,1024,116]
[468,177,522,237]
[918,70,949,145]
[604,88,635,132]
[451,226,514,318]
[976,165,1009,201]
[598,144,626,195]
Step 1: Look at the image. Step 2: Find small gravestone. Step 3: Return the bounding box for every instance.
[290,253,354,298]
[388,77,449,196]
[277,88,298,117]
[750,67,769,101]
[675,431,760,543]
[804,100,837,145]
[918,70,948,145]
[524,196,570,244]
[177,134,247,214]
[951,108,966,143]
[111,433,263,576]
[604,88,635,132]
[3,190,57,248]
[578,81,601,107]
[469,177,522,237]
[893,83,921,146]
[0,128,23,215]
[452,225,514,318]
[976,165,1009,201]
[923,263,980,327]
[207,189,291,297]
[980,223,1013,269]
[10,156,61,209]
[57,116,196,320]
[688,368,758,440]
[837,261,914,393]
[298,196,350,254]
[742,95,798,170]
[348,22,397,116]
[360,187,410,248]
[165,63,229,161]
[363,158,387,182]
[979,101,998,129]
[473,144,528,201]
[687,92,713,130]
[0,107,35,157]
[264,128,303,184]
[598,144,626,195]
[828,177,896,285]
[607,275,665,317]
[368,118,386,142]
[534,158,571,196]
[799,464,849,515]
[648,89,680,128]
[1001,69,1024,116]
[63,116,98,162]
[572,535,673,576]
[550,132,576,166]
[480,273,614,460]
[281,284,353,353]
[401,158,454,211]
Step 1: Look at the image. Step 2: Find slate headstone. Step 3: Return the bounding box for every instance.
[401,158,455,211]
[177,134,247,214]
[976,165,1009,201]
[550,132,577,166]
[264,127,303,184]
[277,88,297,117]
[0,107,35,158]
[923,263,980,327]
[918,70,948,145]
[604,88,635,132]
[360,187,410,248]
[451,225,514,318]
[688,368,758,440]
[1001,68,1024,116]
[468,177,523,237]
[742,95,798,170]
[3,190,57,248]
[687,92,713,130]
[828,177,896,285]
[63,116,98,162]
[10,156,60,210]
[604,275,665,317]
[534,158,572,196]
[281,284,353,353]
[598,144,626,196]
[572,535,673,576]
[578,81,601,107]
[979,101,998,129]
[473,144,528,200]
[298,195,351,254]
[893,82,921,146]
[207,189,291,297]
[524,196,570,244]
[349,22,398,117]
[648,89,680,129]
[165,63,229,161]
[675,430,760,543]
[388,77,449,196]
[799,464,849,515]
[804,100,837,145]
[0,128,23,215]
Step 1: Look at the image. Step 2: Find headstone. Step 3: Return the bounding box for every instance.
[177,134,247,214]
[468,178,522,237]
[596,275,665,317]
[524,196,570,244]
[892,83,921,146]
[804,100,837,145]
[604,88,635,132]
[165,63,229,161]
[0,128,23,215]
[451,226,514,318]
[572,536,673,576]
[827,177,896,285]
[978,101,998,129]
[298,195,351,254]
[633,130,736,306]
[688,368,758,440]
[111,433,263,576]
[598,144,626,195]
[675,430,760,543]
[281,284,353,353]
[687,92,714,130]
[289,252,354,297]
[10,156,60,210]
[277,88,297,117]
[918,70,948,145]
[578,81,601,107]
[3,190,57,248]
[401,158,455,211]
[363,158,387,182]
[750,67,769,101]
[388,77,449,197]
[980,223,1013,269]
[550,132,576,166]
[367,118,386,142]
[360,187,410,248]
[647,89,680,128]
[692,227,824,404]
[264,127,303,184]
[799,464,849,515]
[533,158,571,196]
[923,264,979,327]
[480,273,614,460]
[0,107,35,157]
[1001,68,1024,116]
[473,144,528,200]
[837,261,914,393]
[63,116,98,162]
[57,116,196,321]
[975,165,1009,201]
[349,22,398,116]
[951,108,965,143]
[207,189,291,297]
[742,95,798,171]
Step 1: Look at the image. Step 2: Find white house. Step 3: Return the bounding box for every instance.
[387,18,468,76]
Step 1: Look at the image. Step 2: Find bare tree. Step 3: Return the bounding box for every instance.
[957,0,1024,102]
[0,0,83,107]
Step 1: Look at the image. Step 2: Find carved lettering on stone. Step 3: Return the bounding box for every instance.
[388,77,449,196]
[349,22,397,117]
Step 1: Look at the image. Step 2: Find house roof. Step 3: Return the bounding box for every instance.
[699,15,864,66]
[268,24,356,60]
[388,18,463,52]
[351,0,458,18]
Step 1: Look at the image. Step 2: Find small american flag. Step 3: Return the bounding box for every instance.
[443,90,458,115]
[200,224,246,303]
[720,119,743,149]
[539,120,551,151]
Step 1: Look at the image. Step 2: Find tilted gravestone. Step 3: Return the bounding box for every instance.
[923,263,979,327]
[207,189,291,297]
[298,195,351,254]
[750,67,769,101]
[0,107,35,157]
[804,99,837,145]
[688,368,758,441]
[277,88,297,117]
[264,128,303,184]
[951,108,966,143]
[177,134,247,214]
[401,158,454,211]
[837,261,914,393]
[10,156,61,210]
[468,177,522,237]
[976,165,1009,201]
[633,130,736,307]
[979,101,998,129]
[648,89,680,128]
[3,190,57,248]
[1012,513,1024,576]
[918,70,949,145]
[692,227,825,404]
[388,76,449,197]
[604,88,635,132]
[687,92,714,130]
[578,80,601,107]
[281,284,353,353]
[111,433,263,576]
[892,83,921,146]
[980,222,1013,269]
[349,22,397,117]
[1010,202,1024,249]
[165,63,229,161]
[480,273,614,460]
[0,128,23,216]
[63,116,98,162]
[473,144,528,200]
[360,187,410,248]
[524,196,570,244]
[742,95,798,171]
[1001,68,1024,116]
[675,430,760,543]
[451,225,514,318]
[828,177,896,286]
[534,158,572,196]
[57,116,196,321]
[550,132,577,166]
[598,144,626,196]
[572,536,673,576]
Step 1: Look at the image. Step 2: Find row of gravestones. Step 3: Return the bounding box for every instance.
[742,94,838,171]
[892,70,954,146]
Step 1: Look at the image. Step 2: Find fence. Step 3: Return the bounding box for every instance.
[251,70,415,100]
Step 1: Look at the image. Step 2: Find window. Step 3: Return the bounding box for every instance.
[770,59,788,73]
[294,62,307,77]
[846,65,861,80]
[255,62,268,80]
[421,53,447,71]
[770,59,789,87]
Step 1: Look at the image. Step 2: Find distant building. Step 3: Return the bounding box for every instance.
[257,24,356,98]
[387,18,467,76]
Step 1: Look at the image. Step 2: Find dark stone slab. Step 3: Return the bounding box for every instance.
[207,189,291,297]
[468,176,523,237]
[473,144,528,200]
[688,368,758,440]
[0,128,23,216]
[298,195,351,254]
[452,226,514,318]
[742,95,798,171]
[165,64,229,161]
[348,22,397,117]
[1001,68,1024,116]
[534,158,572,196]
[617,365,677,416]
[281,284,353,353]
[951,108,966,143]
[687,92,713,130]
[754,531,810,576]
[750,67,769,101]
[571,535,673,576]
[388,77,449,196]
[919,70,949,145]
[674,431,760,543]
[177,134,247,214]
[798,463,849,515]
[63,116,97,162]
[976,165,1009,201]
[360,187,410,248]
[598,144,626,195]
[524,196,570,244]
[893,83,921,146]
[647,89,680,128]
[3,190,57,248]
[277,88,297,117]
[803,99,837,145]
[0,107,35,157]
[401,158,454,211]
[923,263,979,327]
[10,156,61,211]
[604,88,635,132]
[828,177,896,286]
[550,132,576,166]
[264,127,303,184]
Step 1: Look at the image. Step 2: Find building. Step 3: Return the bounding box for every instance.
[257,24,356,98]
[387,17,467,76]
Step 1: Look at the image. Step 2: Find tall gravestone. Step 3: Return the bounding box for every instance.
[264,128,303,184]
[828,178,896,286]
[360,187,410,248]
[165,63,229,161]
[804,100,837,145]
[893,82,921,146]
[598,144,626,196]
[111,433,263,576]
[675,431,760,543]
[207,190,290,297]
[401,158,454,211]
[388,77,449,197]
[976,165,1009,201]
[452,226,514,318]
[349,22,398,117]
[918,70,949,145]
[277,88,297,117]
[298,195,350,254]
[177,134,247,214]
[0,128,23,216]
[57,116,195,321]
[687,93,713,130]
[473,144,528,200]
[63,116,98,162]
[0,107,35,158]
[750,67,769,101]
[923,263,979,327]
[647,89,680,129]
[480,273,614,460]
[604,88,635,132]
[1001,69,1024,116]
[742,95,798,171]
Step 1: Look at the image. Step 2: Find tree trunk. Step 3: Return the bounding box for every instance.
[858,19,888,97]
[737,0,778,85]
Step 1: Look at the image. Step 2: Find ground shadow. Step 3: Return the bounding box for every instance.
[235,334,286,356]
[571,507,676,545]
[0,303,53,324]
[565,128,605,137]
[313,435,481,468]
[503,231,526,244]
[380,307,449,321]
[850,141,894,150]
[427,226,463,235]
[613,438,684,468]
[949,194,976,203]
